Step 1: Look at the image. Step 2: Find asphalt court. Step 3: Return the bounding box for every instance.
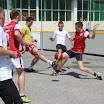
[0,50,104,104]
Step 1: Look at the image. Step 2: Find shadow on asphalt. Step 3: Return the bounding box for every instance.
[62,71,96,79]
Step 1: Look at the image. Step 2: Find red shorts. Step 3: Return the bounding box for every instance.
[26,44,36,55]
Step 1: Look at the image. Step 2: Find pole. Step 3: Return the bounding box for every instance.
[40,0,43,50]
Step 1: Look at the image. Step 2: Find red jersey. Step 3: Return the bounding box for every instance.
[71,30,91,54]
[4,21,22,57]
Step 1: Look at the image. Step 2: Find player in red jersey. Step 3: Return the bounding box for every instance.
[52,21,102,80]
[4,10,31,103]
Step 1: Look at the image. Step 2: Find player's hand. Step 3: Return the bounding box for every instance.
[26,42,31,46]
[11,51,18,58]
[21,45,26,54]
[49,37,52,40]
[93,24,100,30]
[34,39,38,42]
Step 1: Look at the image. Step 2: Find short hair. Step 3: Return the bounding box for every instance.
[58,21,64,25]
[10,10,20,20]
[75,21,83,28]
[0,7,4,19]
[26,17,33,22]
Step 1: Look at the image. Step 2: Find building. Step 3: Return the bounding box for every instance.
[0,0,104,32]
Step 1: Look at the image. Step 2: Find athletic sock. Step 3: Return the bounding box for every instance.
[47,60,52,65]
[29,65,33,70]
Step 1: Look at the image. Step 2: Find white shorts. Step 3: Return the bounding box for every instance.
[11,57,24,69]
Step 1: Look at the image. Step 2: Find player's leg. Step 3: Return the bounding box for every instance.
[27,54,39,72]
[16,68,25,96]
[56,44,63,53]
[0,79,23,104]
[77,61,102,80]
[77,61,95,74]
[32,47,52,65]
[11,58,31,103]
[75,52,103,80]
[56,52,69,72]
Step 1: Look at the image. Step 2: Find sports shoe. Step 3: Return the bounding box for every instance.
[50,71,60,76]
[59,68,64,73]
[26,68,38,73]
[96,72,102,80]
[51,61,58,67]
[21,95,31,103]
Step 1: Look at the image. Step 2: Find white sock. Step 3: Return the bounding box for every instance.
[47,60,52,65]
[29,65,33,70]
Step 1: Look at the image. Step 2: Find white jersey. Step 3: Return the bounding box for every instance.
[0,26,12,81]
[52,30,71,46]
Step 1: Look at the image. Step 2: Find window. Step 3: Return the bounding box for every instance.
[9,0,72,21]
[77,0,104,21]
[39,0,72,21]
[30,0,36,9]
[0,0,7,9]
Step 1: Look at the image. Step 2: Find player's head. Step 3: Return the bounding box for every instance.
[26,17,33,27]
[58,21,64,31]
[10,10,20,21]
[0,7,5,27]
[75,21,83,32]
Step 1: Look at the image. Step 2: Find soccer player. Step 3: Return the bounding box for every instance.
[50,21,74,72]
[53,21,102,80]
[50,21,73,53]
[4,10,31,103]
[0,7,23,104]
[22,17,53,72]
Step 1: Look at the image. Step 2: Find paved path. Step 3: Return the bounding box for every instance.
[0,50,104,104]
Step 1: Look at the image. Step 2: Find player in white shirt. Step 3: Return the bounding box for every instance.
[0,7,23,104]
[50,21,74,73]
[50,21,74,53]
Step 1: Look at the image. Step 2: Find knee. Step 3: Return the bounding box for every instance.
[78,66,84,71]
[17,68,24,75]
[35,55,40,60]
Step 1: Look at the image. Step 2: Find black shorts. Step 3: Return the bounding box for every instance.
[56,44,67,53]
[86,29,89,32]
[0,79,23,104]
[66,50,83,61]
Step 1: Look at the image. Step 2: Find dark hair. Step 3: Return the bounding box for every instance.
[10,10,20,20]
[26,17,34,22]
[75,21,83,28]
[58,21,64,25]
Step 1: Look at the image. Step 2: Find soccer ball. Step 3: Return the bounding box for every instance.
[55,52,63,60]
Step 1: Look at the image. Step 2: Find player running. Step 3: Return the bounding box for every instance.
[52,21,102,80]
[22,17,53,72]
[4,10,31,103]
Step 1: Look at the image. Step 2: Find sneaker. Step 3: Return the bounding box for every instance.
[51,61,58,67]
[21,95,31,103]
[59,68,64,73]
[96,72,102,80]
[26,68,38,73]
[50,72,60,76]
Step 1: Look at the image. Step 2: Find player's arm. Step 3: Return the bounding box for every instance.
[89,24,100,39]
[50,31,56,41]
[69,38,74,46]
[31,38,38,42]
[14,31,26,54]
[0,46,17,58]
